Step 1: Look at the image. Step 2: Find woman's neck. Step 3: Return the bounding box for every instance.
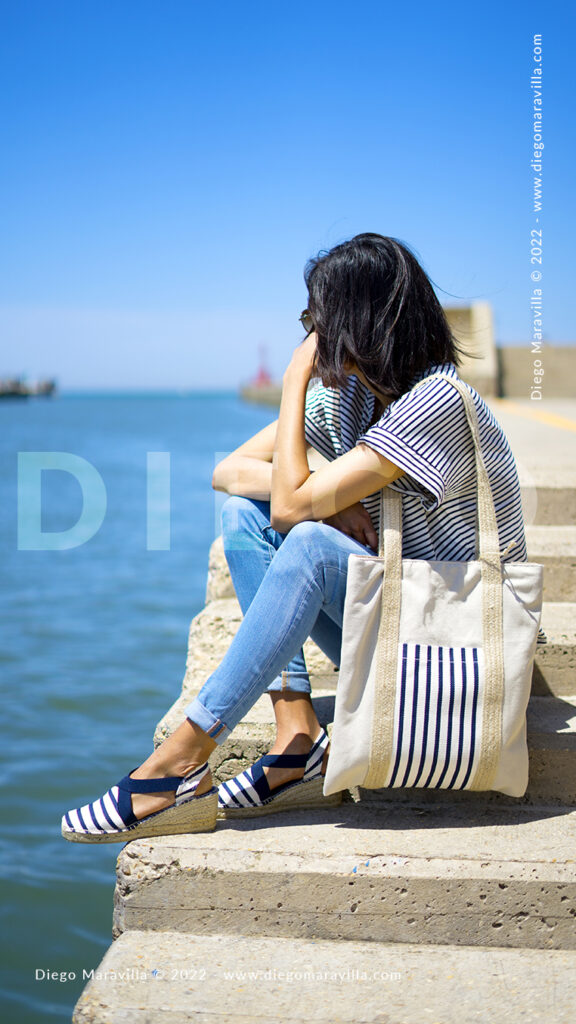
[350,366,390,409]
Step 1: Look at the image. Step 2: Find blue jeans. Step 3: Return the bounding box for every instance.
[185,496,377,743]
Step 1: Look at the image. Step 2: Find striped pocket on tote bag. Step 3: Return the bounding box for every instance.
[384,643,484,791]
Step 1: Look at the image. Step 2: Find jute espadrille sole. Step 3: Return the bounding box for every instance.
[218,777,342,819]
[62,789,218,844]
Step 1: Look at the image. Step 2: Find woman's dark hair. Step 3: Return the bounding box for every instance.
[304,233,460,400]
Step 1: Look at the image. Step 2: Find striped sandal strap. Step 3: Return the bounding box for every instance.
[303,729,329,780]
[117,762,209,798]
[247,740,326,801]
[218,731,330,810]
[254,729,328,776]
[257,753,309,769]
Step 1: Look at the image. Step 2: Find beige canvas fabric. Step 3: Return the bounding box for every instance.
[323,376,543,799]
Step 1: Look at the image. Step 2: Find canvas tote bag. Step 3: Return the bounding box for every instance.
[323,375,543,799]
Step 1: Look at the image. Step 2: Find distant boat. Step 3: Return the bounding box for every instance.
[239,347,282,406]
[0,377,57,399]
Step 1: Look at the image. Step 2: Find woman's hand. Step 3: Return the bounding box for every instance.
[323,501,379,552]
[284,331,318,383]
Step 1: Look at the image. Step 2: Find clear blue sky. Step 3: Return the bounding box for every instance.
[0,1,572,389]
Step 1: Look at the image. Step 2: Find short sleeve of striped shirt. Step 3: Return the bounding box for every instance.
[358,372,473,512]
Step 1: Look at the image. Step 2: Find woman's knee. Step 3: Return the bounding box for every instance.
[280,520,336,561]
[274,521,349,602]
[285,520,330,544]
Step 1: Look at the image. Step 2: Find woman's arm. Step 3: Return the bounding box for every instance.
[271,334,404,532]
[212,420,277,499]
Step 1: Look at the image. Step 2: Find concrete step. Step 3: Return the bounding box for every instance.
[207,530,576,604]
[525,525,576,601]
[520,475,575,527]
[497,350,576,400]
[113,804,576,951]
[534,603,576,697]
[156,686,576,807]
[154,599,576,751]
[487,398,576,526]
[72,929,576,1023]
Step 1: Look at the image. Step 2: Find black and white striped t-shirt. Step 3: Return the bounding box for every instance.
[304,362,527,563]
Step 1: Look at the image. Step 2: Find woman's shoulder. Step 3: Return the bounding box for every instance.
[403,362,464,401]
[375,363,468,429]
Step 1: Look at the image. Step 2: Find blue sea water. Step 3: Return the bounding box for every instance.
[0,392,274,1023]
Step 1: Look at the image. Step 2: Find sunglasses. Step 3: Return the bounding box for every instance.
[299,309,315,335]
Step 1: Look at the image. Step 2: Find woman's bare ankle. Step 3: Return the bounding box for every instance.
[129,719,216,819]
[130,763,214,820]
[133,718,216,781]
[270,692,322,748]
[268,732,316,757]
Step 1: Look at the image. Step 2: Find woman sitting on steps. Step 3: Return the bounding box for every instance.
[62,232,527,842]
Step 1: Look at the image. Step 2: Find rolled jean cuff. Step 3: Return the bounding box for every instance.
[185,698,231,745]
[266,670,311,693]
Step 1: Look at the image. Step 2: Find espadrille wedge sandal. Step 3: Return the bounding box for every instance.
[217,729,341,818]
[61,763,217,843]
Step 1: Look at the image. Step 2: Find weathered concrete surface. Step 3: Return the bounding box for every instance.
[154,597,576,751]
[486,398,576,476]
[208,525,576,603]
[525,525,576,558]
[72,930,576,1023]
[525,525,576,601]
[522,486,576,527]
[511,694,576,804]
[205,535,236,603]
[446,302,498,398]
[113,804,576,950]
[487,398,576,526]
[534,603,576,696]
[157,687,576,804]
[497,348,576,400]
[154,595,575,747]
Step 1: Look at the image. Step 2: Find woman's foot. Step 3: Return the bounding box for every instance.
[61,719,218,843]
[262,731,330,792]
[129,720,215,819]
[217,727,340,816]
[262,691,328,791]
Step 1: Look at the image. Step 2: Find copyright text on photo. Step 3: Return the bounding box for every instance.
[529,33,543,400]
